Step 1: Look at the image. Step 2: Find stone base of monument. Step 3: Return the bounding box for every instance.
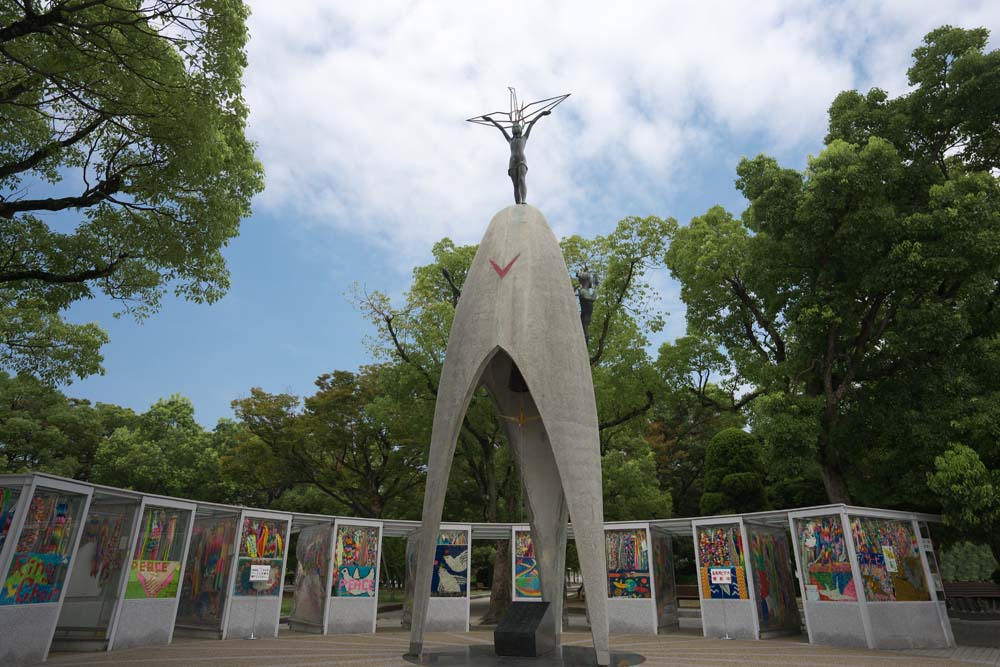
[403,644,644,667]
[405,601,643,667]
[495,601,556,657]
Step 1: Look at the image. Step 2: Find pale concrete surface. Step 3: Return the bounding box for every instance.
[409,205,609,663]
[905,646,1000,666]
[39,628,1000,667]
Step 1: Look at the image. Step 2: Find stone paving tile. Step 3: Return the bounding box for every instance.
[39,630,986,667]
[902,646,1000,667]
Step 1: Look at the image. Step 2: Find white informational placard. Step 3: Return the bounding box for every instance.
[710,567,733,585]
[249,564,271,582]
[882,546,898,573]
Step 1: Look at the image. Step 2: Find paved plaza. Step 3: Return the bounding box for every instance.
[35,627,999,667]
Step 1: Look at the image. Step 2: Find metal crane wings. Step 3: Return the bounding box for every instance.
[467,90,570,129]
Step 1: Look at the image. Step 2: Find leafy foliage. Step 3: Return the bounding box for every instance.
[699,428,766,515]
[0,0,263,382]
[666,26,1000,503]
[0,370,133,477]
[229,366,427,518]
[90,394,237,501]
[940,541,999,582]
[602,444,672,521]
[928,443,1000,574]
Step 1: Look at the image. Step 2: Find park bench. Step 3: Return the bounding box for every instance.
[677,584,699,600]
[943,581,1000,618]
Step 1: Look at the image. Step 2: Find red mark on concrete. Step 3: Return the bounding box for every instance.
[489,254,520,279]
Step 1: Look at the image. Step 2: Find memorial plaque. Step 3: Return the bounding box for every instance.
[494,601,555,657]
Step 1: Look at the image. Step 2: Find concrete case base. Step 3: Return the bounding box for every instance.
[802,601,868,648]
[223,595,281,640]
[0,603,59,666]
[424,597,469,632]
[701,599,756,640]
[326,597,376,634]
[608,599,657,635]
[110,598,178,650]
[867,601,951,649]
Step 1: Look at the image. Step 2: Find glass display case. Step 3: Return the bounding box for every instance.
[125,506,190,600]
[0,487,87,605]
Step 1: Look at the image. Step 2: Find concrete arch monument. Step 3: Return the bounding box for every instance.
[407,204,610,665]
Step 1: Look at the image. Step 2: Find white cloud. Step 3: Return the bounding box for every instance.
[243,0,1000,260]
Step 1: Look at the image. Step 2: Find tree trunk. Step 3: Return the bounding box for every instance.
[820,461,851,504]
[481,538,512,624]
[816,387,852,504]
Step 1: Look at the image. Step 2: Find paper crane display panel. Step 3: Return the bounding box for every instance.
[176,515,238,626]
[289,524,331,623]
[70,502,136,627]
[748,526,800,631]
[126,506,188,599]
[652,533,678,626]
[0,488,85,605]
[850,517,929,602]
[795,516,857,602]
[697,525,749,600]
[514,529,541,598]
[606,529,651,598]
[431,530,469,598]
[234,517,287,596]
[331,524,379,598]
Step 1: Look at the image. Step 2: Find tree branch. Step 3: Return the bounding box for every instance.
[0,114,106,179]
[724,274,786,362]
[834,296,895,401]
[590,259,637,366]
[0,171,122,218]
[441,267,461,306]
[686,384,764,412]
[599,390,654,432]
[0,253,128,284]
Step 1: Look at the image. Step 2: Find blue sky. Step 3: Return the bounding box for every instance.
[62,1,1000,425]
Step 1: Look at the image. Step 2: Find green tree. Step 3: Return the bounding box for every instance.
[602,443,672,520]
[230,365,427,519]
[0,0,264,383]
[928,443,1000,578]
[91,394,231,501]
[666,26,1000,503]
[650,336,746,516]
[0,370,135,477]
[699,428,766,515]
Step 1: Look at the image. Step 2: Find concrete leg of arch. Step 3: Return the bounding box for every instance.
[407,205,610,666]
[486,353,567,647]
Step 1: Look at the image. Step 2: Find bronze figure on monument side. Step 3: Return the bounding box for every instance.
[575,267,599,342]
[468,88,570,205]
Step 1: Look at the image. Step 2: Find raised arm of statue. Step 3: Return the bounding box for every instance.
[467,91,569,205]
[484,115,511,142]
[524,109,551,139]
